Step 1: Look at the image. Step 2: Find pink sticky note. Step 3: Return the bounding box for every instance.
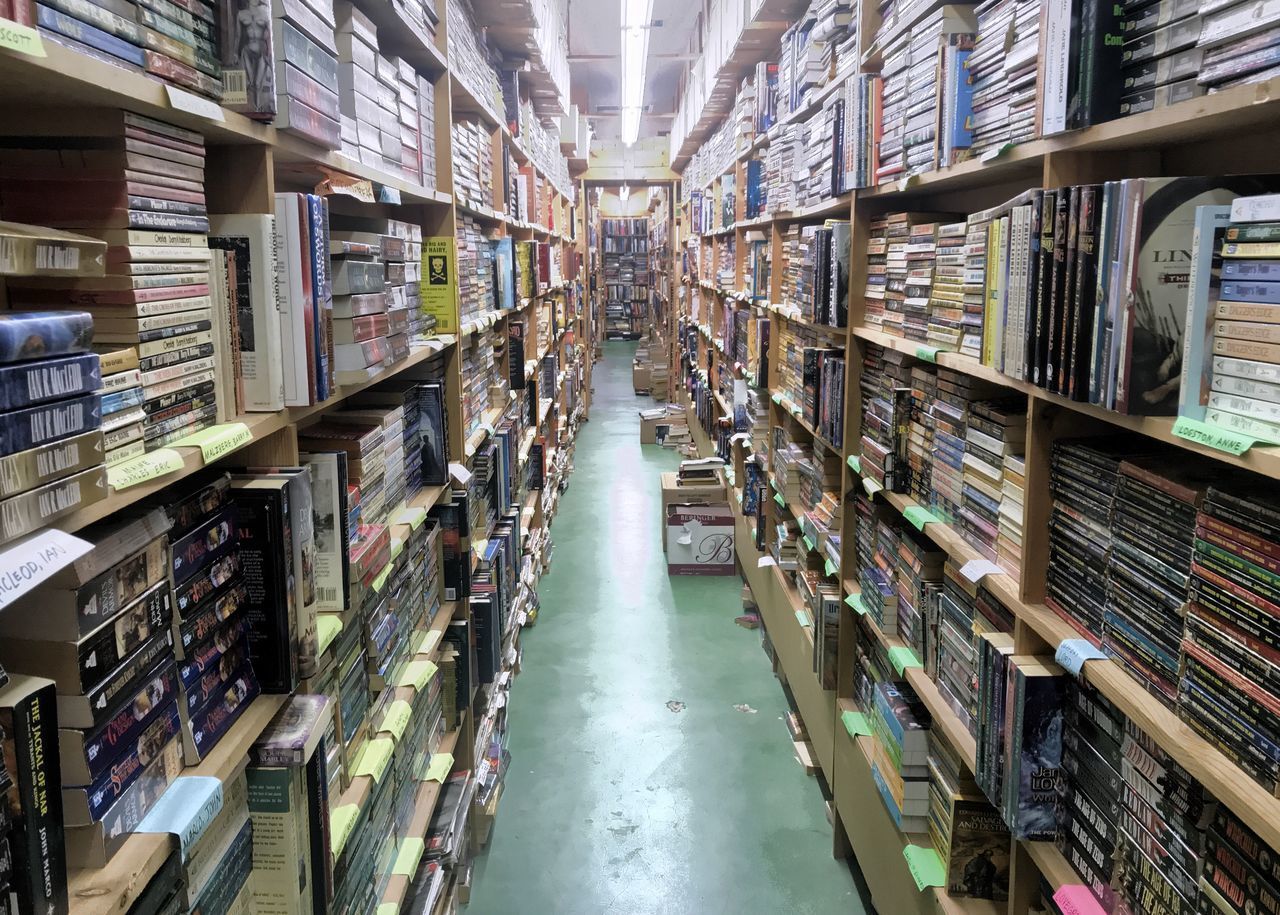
[1053,886,1107,915]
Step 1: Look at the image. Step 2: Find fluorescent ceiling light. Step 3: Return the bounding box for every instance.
[621,0,650,27]
[619,0,652,146]
[621,106,641,145]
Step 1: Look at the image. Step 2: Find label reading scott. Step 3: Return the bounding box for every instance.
[0,528,92,610]
[0,20,45,57]
[1171,415,1261,455]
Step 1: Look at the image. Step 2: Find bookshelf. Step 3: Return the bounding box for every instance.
[673,0,1280,912]
[0,0,591,910]
[602,216,651,340]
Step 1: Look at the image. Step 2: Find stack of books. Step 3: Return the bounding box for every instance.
[960,398,1025,573]
[930,735,1010,902]
[335,3,392,174]
[926,221,967,350]
[451,118,492,211]
[895,527,945,663]
[275,191,337,403]
[858,341,910,492]
[98,347,144,465]
[1119,0,1203,117]
[869,681,931,833]
[1197,3,1280,92]
[0,113,222,451]
[446,0,503,113]
[965,0,1040,159]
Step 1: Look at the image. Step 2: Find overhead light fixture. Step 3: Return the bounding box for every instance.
[619,0,653,146]
[620,185,630,203]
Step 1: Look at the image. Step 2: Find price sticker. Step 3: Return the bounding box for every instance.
[1172,415,1264,455]
[107,449,184,490]
[1055,638,1107,677]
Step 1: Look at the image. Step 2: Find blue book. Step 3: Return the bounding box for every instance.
[1221,259,1280,282]
[1177,205,1234,421]
[101,385,144,416]
[1220,280,1280,304]
[0,390,101,457]
[136,775,224,859]
[0,311,93,363]
[36,4,146,66]
[307,195,331,402]
[0,353,100,411]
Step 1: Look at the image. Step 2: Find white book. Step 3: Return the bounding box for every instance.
[1230,194,1280,224]
[274,193,312,407]
[1039,0,1071,134]
[209,214,285,411]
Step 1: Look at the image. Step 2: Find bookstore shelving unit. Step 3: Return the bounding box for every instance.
[0,0,590,911]
[672,1,1280,913]
[602,216,651,340]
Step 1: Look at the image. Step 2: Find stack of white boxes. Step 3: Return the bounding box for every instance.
[374,56,404,175]
[419,75,437,189]
[336,3,382,167]
[396,60,423,184]
[274,0,341,148]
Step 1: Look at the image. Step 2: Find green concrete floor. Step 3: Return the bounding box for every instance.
[467,342,869,914]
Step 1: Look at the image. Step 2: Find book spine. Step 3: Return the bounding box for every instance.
[273,196,306,408]
[231,489,297,693]
[4,681,66,914]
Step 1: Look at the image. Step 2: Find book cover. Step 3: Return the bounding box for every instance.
[1179,205,1235,421]
[229,480,298,694]
[946,797,1011,900]
[252,693,330,767]
[209,214,285,411]
[246,765,314,915]
[1007,658,1065,840]
[298,451,348,613]
[494,237,515,312]
[273,193,312,408]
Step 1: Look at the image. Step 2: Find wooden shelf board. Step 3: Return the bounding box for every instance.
[57,338,456,533]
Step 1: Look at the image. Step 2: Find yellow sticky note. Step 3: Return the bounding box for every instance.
[396,506,427,530]
[107,449,184,491]
[330,804,359,860]
[398,659,437,691]
[424,752,453,783]
[316,615,343,656]
[173,422,253,464]
[0,20,45,57]
[382,700,412,742]
[371,562,392,593]
[353,737,395,783]
[376,904,397,915]
[392,838,425,877]
[390,537,404,562]
[414,630,442,657]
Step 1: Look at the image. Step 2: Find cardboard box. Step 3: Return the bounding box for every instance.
[666,503,736,575]
[660,471,726,552]
[633,361,651,392]
[640,407,686,445]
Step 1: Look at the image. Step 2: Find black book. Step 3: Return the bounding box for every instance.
[1046,191,1071,393]
[1068,185,1102,400]
[830,222,851,328]
[229,479,298,694]
[1068,0,1125,130]
[1031,190,1057,386]
[1057,187,1082,396]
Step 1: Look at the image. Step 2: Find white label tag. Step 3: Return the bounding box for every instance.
[0,529,93,611]
[959,559,1003,583]
[1055,639,1107,677]
[165,85,225,121]
[448,462,472,485]
[757,556,776,568]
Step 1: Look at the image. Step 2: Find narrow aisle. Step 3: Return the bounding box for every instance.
[469,343,864,914]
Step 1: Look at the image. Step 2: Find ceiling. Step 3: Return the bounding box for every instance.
[566,0,702,143]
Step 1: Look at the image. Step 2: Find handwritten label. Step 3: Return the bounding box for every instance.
[174,422,252,463]
[903,506,938,531]
[824,558,837,577]
[1055,639,1107,677]
[165,85,225,121]
[842,710,872,737]
[392,838,425,877]
[903,846,945,890]
[377,905,397,915]
[773,493,786,508]
[796,610,811,627]
[398,659,437,691]
[330,804,359,860]
[353,737,394,783]
[0,529,93,611]
[862,476,883,496]
[1052,886,1109,915]
[316,615,343,656]
[382,700,412,742]
[425,752,453,783]
[847,455,861,473]
[377,185,401,205]
[888,646,922,675]
[845,593,867,615]
[0,20,44,57]
[959,558,1002,583]
[1172,415,1262,454]
[108,449,184,490]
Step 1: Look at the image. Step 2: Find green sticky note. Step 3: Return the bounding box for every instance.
[0,20,45,57]
[398,660,437,691]
[802,535,815,551]
[796,610,811,627]
[173,422,253,463]
[390,537,404,562]
[845,593,867,615]
[825,558,837,577]
[330,804,359,860]
[888,646,923,675]
[773,492,785,507]
[771,392,782,404]
[842,710,872,738]
[396,506,428,530]
[862,476,884,496]
[425,752,454,783]
[392,838,425,877]
[353,737,395,783]
[382,700,412,742]
[414,630,442,657]
[371,562,392,593]
[903,506,938,531]
[377,904,398,915]
[903,846,946,891]
[316,615,343,656]
[915,345,940,363]
[1172,415,1269,454]
[847,455,861,473]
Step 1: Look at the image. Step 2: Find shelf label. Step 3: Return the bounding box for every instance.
[398,659,437,691]
[174,422,252,463]
[353,737,394,783]
[165,85,224,121]
[395,506,428,530]
[0,529,93,612]
[847,455,861,474]
[1053,886,1108,915]
[824,558,837,577]
[841,710,872,738]
[771,392,782,404]
[795,609,811,627]
[382,700,412,742]
[1172,415,1264,455]
[845,593,867,615]
[802,535,815,551]
[959,558,1002,583]
[316,614,343,656]
[903,506,938,531]
[107,449,184,490]
[425,752,453,783]
[981,142,1015,164]
[414,630,442,657]
[862,476,883,496]
[392,838,425,877]
[758,556,776,568]
[903,846,945,890]
[915,345,940,363]
[1055,639,1107,677]
[0,19,42,57]
[888,646,922,675]
[773,492,786,508]
[330,804,359,860]
[371,562,392,594]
